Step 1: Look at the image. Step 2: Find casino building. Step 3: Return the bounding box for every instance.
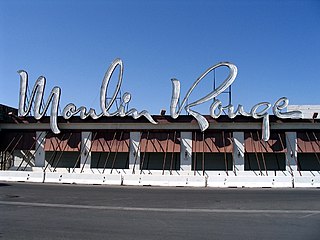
[1,59,319,187]
[1,103,320,187]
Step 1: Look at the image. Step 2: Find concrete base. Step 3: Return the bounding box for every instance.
[207,175,292,188]
[122,174,206,187]
[292,171,320,188]
[1,170,320,188]
[206,171,293,188]
[0,171,44,183]
[44,172,122,185]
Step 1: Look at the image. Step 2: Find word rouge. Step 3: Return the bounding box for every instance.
[18,58,302,141]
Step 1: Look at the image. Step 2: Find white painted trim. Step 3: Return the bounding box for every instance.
[129,132,140,173]
[233,132,244,172]
[180,132,192,171]
[80,132,91,171]
[285,132,297,172]
[35,131,46,167]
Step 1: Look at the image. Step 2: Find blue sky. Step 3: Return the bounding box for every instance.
[0,0,319,115]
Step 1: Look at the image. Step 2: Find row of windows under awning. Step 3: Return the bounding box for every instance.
[1,130,320,154]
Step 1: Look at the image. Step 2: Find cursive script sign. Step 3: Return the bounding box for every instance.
[18,58,303,141]
[169,62,303,140]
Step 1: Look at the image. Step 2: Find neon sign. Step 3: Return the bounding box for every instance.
[18,58,302,141]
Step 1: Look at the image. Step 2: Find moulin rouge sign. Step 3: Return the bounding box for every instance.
[18,58,302,141]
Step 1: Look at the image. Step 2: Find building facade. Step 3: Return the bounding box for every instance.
[1,110,320,187]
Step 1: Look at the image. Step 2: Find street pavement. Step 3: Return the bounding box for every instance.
[0,182,320,239]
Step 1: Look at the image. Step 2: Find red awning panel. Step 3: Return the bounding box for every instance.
[297,131,320,153]
[45,132,80,152]
[192,131,233,153]
[245,131,286,153]
[91,131,129,152]
[140,131,181,153]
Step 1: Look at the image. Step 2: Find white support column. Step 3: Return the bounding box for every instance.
[129,132,140,173]
[35,131,46,167]
[80,132,91,172]
[180,132,192,171]
[233,132,245,172]
[286,132,297,171]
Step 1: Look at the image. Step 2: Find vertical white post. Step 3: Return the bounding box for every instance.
[35,131,46,167]
[286,132,297,172]
[129,132,140,173]
[81,132,91,172]
[180,132,192,172]
[233,132,245,172]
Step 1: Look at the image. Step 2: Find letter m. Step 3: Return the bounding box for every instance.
[18,70,61,134]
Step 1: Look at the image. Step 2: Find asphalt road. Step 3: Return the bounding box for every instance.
[0,182,320,240]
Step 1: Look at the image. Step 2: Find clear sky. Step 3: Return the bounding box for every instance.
[0,0,319,115]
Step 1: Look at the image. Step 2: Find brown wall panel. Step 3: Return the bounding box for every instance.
[192,131,233,153]
[297,131,320,153]
[91,131,129,152]
[45,132,80,152]
[245,131,286,153]
[140,131,181,153]
[0,131,36,151]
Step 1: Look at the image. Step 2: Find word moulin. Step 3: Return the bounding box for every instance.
[18,59,157,134]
